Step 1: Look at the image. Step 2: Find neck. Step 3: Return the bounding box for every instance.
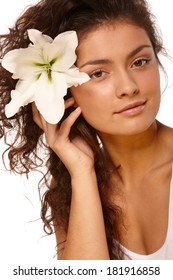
[98,121,160,185]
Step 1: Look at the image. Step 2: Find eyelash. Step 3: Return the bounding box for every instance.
[89,58,151,79]
[132,58,151,68]
[89,69,106,79]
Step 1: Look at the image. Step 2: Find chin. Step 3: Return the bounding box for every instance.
[114,119,156,136]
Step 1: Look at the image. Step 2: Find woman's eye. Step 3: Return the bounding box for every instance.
[132,58,150,68]
[89,70,105,79]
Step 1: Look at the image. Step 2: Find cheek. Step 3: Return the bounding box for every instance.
[71,81,114,107]
[70,90,97,124]
[139,67,160,99]
[71,86,96,110]
[71,90,93,111]
[76,95,102,119]
[71,87,111,128]
[143,69,161,117]
[148,72,160,104]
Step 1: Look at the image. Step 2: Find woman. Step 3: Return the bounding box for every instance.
[0,0,173,260]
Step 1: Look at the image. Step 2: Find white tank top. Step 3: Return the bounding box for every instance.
[122,170,173,260]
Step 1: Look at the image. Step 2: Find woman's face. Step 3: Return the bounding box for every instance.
[70,22,161,136]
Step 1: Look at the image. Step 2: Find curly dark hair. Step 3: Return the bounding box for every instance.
[0,0,164,259]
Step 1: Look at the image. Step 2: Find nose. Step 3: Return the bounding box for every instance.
[115,70,139,98]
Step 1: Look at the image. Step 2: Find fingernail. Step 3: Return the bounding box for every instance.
[75,107,81,112]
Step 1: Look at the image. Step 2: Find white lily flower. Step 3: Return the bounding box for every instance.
[2,29,90,124]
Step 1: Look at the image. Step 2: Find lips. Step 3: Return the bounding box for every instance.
[115,100,147,114]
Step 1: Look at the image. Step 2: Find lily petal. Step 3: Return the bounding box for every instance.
[3,29,89,123]
[28,29,53,46]
[5,87,34,118]
[2,47,44,80]
[16,78,39,98]
[64,66,90,87]
[34,72,67,124]
[51,31,78,71]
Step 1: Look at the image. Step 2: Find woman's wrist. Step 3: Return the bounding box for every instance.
[71,169,98,193]
[71,169,96,182]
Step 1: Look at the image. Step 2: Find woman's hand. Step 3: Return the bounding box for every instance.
[33,99,110,260]
[32,98,95,179]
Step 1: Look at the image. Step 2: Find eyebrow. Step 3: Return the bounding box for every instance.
[79,44,152,69]
[127,44,152,59]
[79,59,113,69]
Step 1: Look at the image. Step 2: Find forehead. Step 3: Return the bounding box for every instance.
[76,22,151,64]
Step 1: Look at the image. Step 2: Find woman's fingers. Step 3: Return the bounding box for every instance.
[32,99,81,148]
[64,97,76,109]
[32,97,76,129]
[58,107,81,137]
[42,107,81,147]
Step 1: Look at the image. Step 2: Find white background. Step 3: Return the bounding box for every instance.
[0,0,173,262]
